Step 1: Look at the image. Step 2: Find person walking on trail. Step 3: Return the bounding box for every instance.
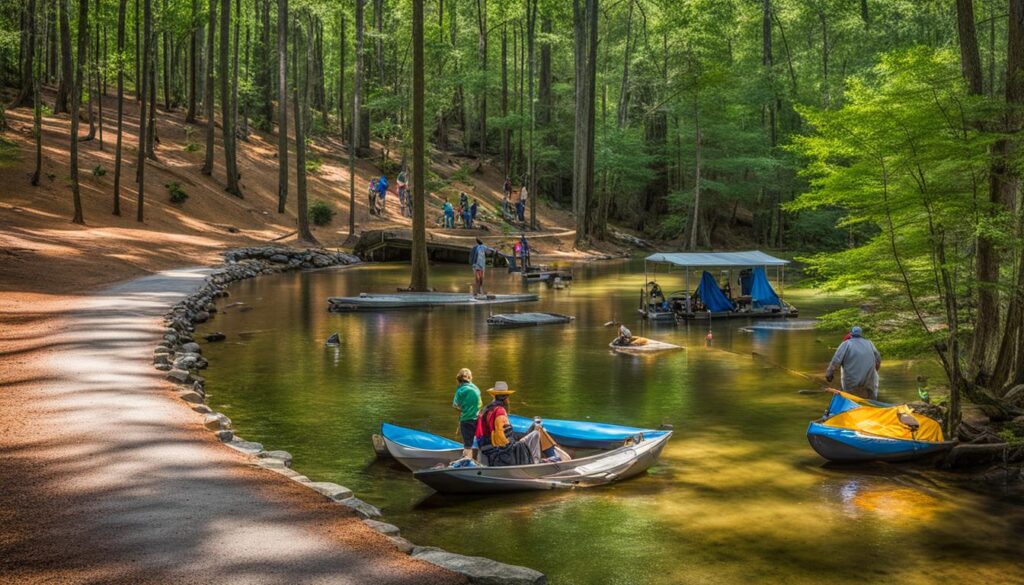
[470,237,493,296]
[452,368,482,460]
[377,175,389,215]
[825,326,882,400]
[443,198,455,228]
[518,185,529,222]
[368,179,379,216]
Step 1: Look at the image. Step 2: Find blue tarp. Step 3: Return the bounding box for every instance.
[750,267,781,307]
[695,271,734,312]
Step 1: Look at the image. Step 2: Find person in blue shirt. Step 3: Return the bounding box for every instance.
[470,238,493,296]
[377,175,389,214]
[442,198,455,228]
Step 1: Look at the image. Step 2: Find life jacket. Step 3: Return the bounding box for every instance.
[475,402,507,447]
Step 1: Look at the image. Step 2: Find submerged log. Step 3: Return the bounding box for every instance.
[943,442,1024,469]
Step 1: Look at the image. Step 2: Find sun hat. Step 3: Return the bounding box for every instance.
[487,381,515,397]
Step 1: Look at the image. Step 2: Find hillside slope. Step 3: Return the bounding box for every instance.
[0,88,627,295]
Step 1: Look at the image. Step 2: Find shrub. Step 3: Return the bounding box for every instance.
[184,142,200,152]
[450,164,472,183]
[305,152,323,174]
[166,182,189,204]
[92,164,106,177]
[308,200,335,226]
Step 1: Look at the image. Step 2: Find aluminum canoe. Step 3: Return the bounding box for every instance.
[412,431,672,494]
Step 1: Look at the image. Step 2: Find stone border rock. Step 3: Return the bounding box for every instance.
[154,245,546,585]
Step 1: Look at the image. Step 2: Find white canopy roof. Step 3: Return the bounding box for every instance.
[645,250,789,267]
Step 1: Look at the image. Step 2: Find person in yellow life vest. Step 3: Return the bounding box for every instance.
[474,382,559,466]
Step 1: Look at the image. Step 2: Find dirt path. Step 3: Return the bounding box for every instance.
[0,269,463,585]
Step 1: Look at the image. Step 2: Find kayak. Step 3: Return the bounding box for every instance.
[609,337,683,354]
[507,415,668,450]
[377,417,667,471]
[412,431,672,494]
[807,390,956,463]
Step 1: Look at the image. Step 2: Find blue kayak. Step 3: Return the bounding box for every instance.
[508,415,667,450]
[806,391,956,463]
[377,417,667,471]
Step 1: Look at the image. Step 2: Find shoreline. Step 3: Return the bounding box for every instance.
[151,246,547,585]
[0,245,535,585]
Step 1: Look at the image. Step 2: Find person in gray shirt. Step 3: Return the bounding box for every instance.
[825,326,881,399]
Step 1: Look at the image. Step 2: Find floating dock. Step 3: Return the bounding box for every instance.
[328,292,538,312]
[486,312,574,327]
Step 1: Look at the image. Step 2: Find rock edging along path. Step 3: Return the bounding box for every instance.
[157,246,547,585]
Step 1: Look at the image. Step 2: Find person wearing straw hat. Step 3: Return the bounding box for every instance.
[475,382,557,466]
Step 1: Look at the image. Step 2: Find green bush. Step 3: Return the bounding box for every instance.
[166,182,189,204]
[450,164,472,183]
[305,152,323,174]
[184,142,200,152]
[92,164,106,177]
[308,200,335,226]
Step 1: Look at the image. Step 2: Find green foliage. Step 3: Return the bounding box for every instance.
[789,48,1001,358]
[166,182,189,205]
[305,151,323,174]
[450,164,472,183]
[308,200,335,226]
[92,165,106,177]
[0,136,20,168]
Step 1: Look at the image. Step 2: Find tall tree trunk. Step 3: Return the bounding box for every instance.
[31,0,44,185]
[409,0,428,291]
[293,19,316,244]
[220,0,241,195]
[161,0,170,109]
[48,0,57,83]
[349,0,363,234]
[527,0,537,229]
[688,98,702,251]
[231,0,240,141]
[990,0,1024,390]
[134,0,140,99]
[476,0,487,160]
[185,0,198,121]
[113,0,126,214]
[146,43,157,157]
[538,15,551,127]
[95,0,103,149]
[572,0,597,246]
[338,11,346,135]
[70,0,88,224]
[12,0,37,109]
[55,0,72,114]
[500,22,509,177]
[201,0,216,174]
[355,0,369,152]
[276,0,288,211]
[960,0,1002,383]
[616,0,632,129]
[136,0,151,221]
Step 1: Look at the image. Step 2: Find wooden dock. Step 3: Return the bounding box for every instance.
[353,230,511,266]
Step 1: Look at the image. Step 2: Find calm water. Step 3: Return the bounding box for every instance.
[198,261,1024,585]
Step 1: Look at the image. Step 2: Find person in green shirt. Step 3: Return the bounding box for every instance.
[452,368,482,459]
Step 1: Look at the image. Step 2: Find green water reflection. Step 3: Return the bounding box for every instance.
[198,260,1024,585]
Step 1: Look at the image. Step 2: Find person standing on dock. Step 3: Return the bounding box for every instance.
[519,234,531,270]
[470,238,493,296]
[452,368,482,460]
[825,326,882,400]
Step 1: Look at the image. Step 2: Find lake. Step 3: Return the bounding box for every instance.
[198,260,1024,585]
